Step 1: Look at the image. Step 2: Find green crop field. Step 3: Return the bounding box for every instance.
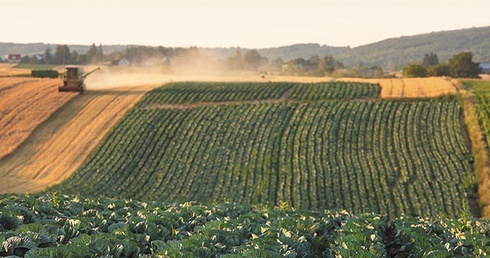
[461,79,490,218]
[464,80,490,147]
[1,80,486,256]
[51,82,473,218]
[0,193,489,257]
[136,81,380,105]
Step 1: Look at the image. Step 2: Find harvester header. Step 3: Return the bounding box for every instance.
[58,66,101,93]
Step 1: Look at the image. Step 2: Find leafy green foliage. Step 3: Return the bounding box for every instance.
[337,26,490,68]
[429,64,452,77]
[402,63,428,78]
[137,81,380,106]
[52,82,472,218]
[1,194,490,257]
[463,80,490,148]
[422,52,439,68]
[414,52,482,78]
[448,52,482,78]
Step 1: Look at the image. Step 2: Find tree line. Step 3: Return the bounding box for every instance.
[19,43,104,65]
[402,52,482,78]
[17,43,484,79]
[18,44,348,76]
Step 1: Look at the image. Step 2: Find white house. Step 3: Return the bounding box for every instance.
[118,58,130,66]
[4,54,21,63]
[481,63,490,74]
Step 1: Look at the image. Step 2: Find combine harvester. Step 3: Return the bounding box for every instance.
[59,66,100,93]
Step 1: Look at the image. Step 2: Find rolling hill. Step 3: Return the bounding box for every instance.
[2,26,489,69]
[50,81,473,218]
[200,26,490,68]
[0,76,488,256]
[338,26,490,68]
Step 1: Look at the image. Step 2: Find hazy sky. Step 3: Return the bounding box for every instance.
[1,0,488,48]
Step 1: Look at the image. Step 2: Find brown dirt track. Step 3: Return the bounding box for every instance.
[0,78,155,193]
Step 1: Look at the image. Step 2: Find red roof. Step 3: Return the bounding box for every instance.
[7,54,21,60]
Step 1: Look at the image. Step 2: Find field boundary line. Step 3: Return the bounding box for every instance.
[459,80,488,217]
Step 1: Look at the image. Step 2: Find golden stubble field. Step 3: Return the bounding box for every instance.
[0,64,30,77]
[0,74,158,193]
[336,77,459,98]
[0,68,459,193]
[0,78,77,159]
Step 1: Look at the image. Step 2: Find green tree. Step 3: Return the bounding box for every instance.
[227,49,243,69]
[243,49,262,70]
[54,45,71,64]
[402,63,428,78]
[308,55,320,68]
[270,57,284,68]
[422,52,439,68]
[429,64,451,77]
[86,43,98,63]
[71,51,79,64]
[30,55,39,65]
[44,48,52,64]
[19,55,31,64]
[318,55,344,74]
[448,52,481,78]
[98,43,104,60]
[290,57,307,66]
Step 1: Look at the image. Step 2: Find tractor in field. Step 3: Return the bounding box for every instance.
[59,66,100,93]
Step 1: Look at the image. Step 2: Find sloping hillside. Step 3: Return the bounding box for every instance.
[52,81,473,218]
[201,26,490,68]
[339,26,490,68]
[199,43,350,62]
[2,26,490,69]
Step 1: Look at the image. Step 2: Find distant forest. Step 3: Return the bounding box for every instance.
[1,25,489,70]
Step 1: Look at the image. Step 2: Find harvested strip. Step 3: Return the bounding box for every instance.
[378,77,456,98]
[0,78,77,159]
[336,77,457,98]
[0,85,157,193]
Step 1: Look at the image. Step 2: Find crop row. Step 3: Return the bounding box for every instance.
[0,193,489,257]
[136,81,380,106]
[287,82,380,101]
[465,80,490,147]
[53,99,472,218]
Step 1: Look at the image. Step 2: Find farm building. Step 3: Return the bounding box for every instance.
[118,58,130,66]
[4,54,21,63]
[34,54,44,62]
[481,63,490,74]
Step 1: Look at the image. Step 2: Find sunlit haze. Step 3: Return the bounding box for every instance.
[1,0,489,48]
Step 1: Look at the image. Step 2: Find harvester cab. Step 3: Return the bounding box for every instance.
[59,66,100,93]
